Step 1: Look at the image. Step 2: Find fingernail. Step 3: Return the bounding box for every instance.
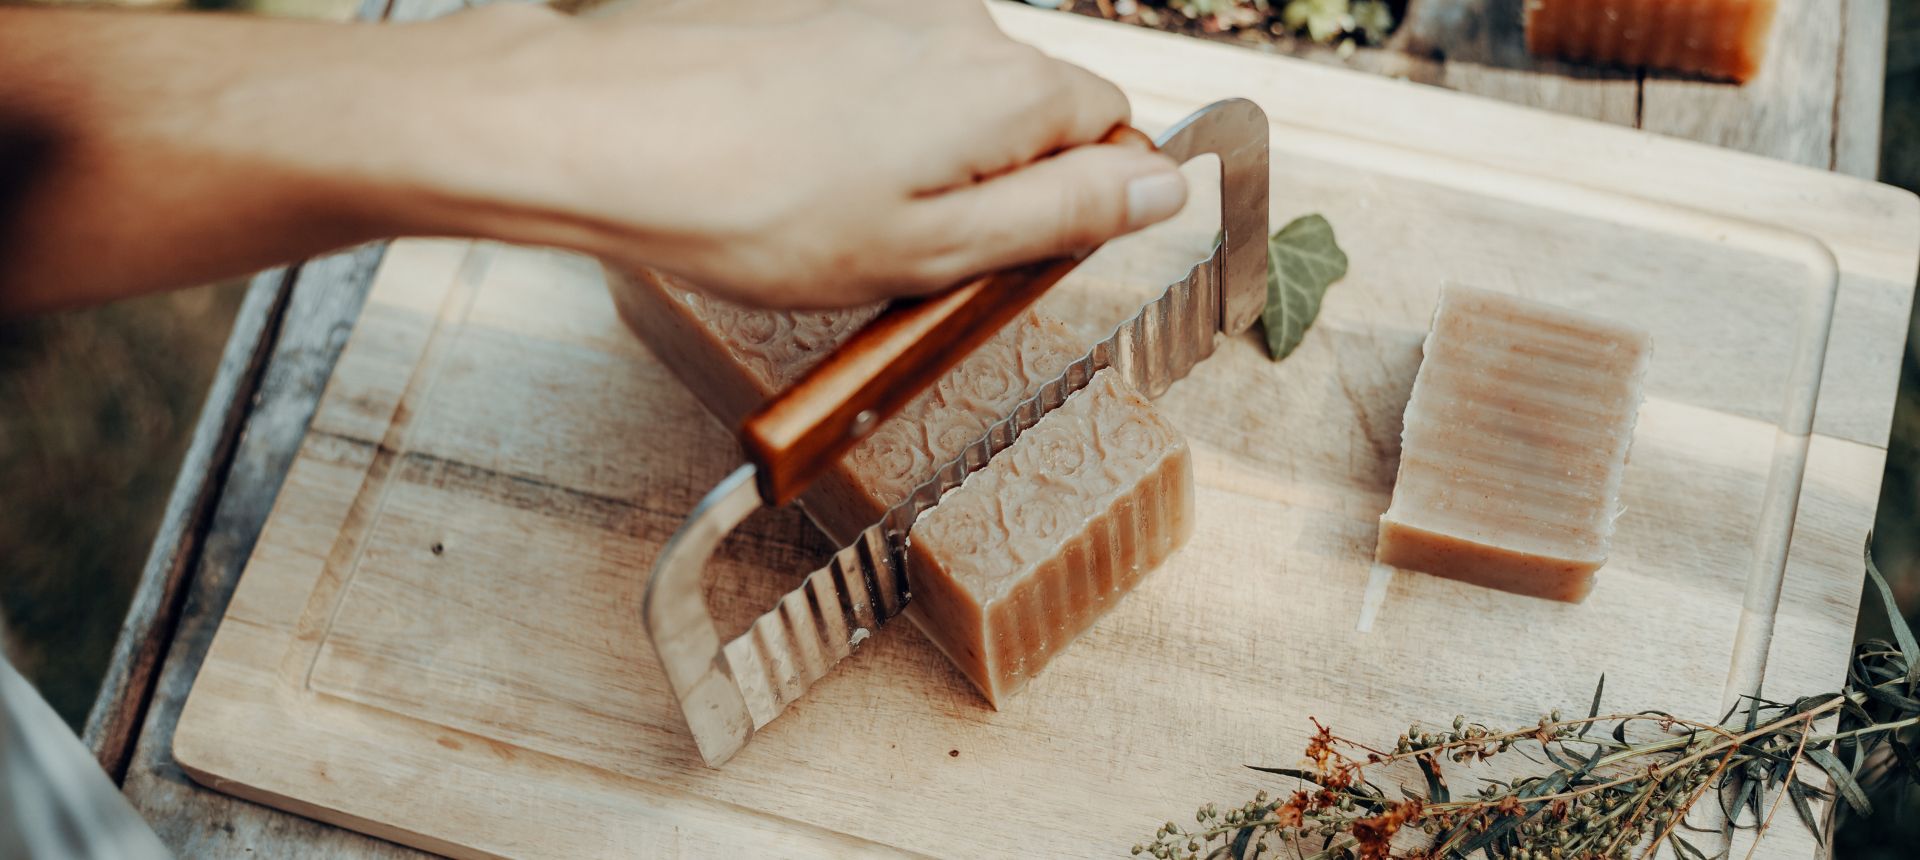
[1125,172,1187,231]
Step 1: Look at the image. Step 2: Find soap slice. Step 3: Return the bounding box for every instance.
[1524,0,1777,83]
[607,268,1079,544]
[907,368,1193,705]
[1376,285,1652,603]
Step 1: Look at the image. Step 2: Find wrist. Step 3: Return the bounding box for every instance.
[354,4,621,248]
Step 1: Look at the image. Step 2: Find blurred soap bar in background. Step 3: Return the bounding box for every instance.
[1523,0,1777,83]
[1376,285,1653,603]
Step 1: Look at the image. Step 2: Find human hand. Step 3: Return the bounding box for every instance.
[405,0,1188,308]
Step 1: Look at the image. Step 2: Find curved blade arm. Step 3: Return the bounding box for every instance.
[642,465,762,766]
[1152,97,1269,337]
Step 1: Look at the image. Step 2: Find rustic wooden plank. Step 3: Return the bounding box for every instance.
[1640,0,1843,169]
[80,267,294,781]
[1836,0,1889,178]
[115,244,426,859]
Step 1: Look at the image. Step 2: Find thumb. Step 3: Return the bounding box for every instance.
[898,144,1187,291]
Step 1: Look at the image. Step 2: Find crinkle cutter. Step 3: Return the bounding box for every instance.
[647,99,1269,766]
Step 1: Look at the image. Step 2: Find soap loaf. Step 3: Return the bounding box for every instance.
[607,268,1078,544]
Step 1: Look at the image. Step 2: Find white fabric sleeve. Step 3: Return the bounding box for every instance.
[1,656,172,860]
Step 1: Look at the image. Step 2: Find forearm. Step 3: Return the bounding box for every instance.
[0,2,1180,316]
[0,7,475,315]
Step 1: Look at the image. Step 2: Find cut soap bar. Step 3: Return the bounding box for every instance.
[605,268,1190,703]
[907,369,1193,705]
[1523,0,1777,83]
[1376,285,1652,603]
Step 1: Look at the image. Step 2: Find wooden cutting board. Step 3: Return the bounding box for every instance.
[174,6,1920,859]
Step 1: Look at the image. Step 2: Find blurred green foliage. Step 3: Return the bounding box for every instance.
[0,284,243,726]
[1842,3,1920,857]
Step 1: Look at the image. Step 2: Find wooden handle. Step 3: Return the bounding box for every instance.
[742,125,1156,506]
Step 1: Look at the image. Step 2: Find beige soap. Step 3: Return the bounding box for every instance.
[1376,285,1652,602]
[606,268,1192,703]
[907,368,1193,705]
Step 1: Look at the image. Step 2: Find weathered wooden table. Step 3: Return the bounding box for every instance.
[80,1,1898,856]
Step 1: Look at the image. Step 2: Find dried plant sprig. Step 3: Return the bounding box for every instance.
[1137,540,1920,860]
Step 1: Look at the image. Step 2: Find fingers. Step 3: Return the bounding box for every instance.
[904,43,1130,190]
[944,57,1131,187]
[1046,60,1133,153]
[893,142,1186,294]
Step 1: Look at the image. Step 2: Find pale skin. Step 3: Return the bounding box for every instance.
[0,0,1189,316]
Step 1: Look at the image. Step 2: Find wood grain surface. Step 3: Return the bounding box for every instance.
[107,1,1905,858]
[165,16,1919,854]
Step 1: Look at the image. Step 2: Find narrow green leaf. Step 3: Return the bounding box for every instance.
[1261,214,1347,361]
[1849,680,1919,714]
[1453,814,1524,859]
[1541,744,1583,772]
[1790,693,1842,715]
[1723,775,1757,827]
[1803,748,1874,816]
[1864,535,1920,681]
[1892,739,1920,783]
[1245,765,1322,785]
[1578,674,1605,737]
[1671,832,1710,860]
[1857,657,1903,683]
[1228,825,1256,859]
[1416,754,1449,803]
[1788,780,1827,846]
[1517,771,1570,799]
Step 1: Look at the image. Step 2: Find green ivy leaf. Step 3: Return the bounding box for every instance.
[1261,213,1348,362]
